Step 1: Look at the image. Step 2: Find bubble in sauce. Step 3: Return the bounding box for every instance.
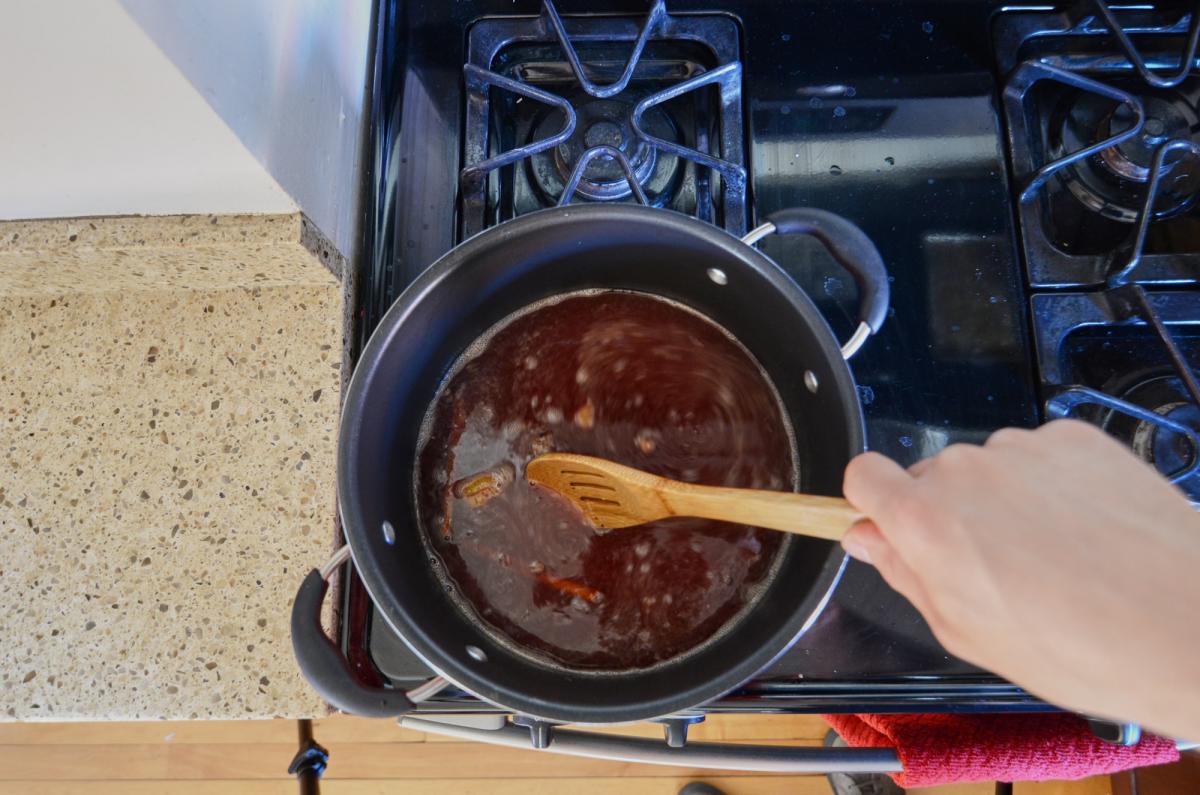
[634,428,659,455]
[573,399,595,429]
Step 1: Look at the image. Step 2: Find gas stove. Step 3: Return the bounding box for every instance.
[344,0,1200,719]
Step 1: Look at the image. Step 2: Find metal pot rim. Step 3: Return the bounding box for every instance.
[337,204,863,722]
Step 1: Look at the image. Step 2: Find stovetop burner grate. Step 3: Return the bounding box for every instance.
[1037,285,1200,500]
[1000,1,1200,498]
[999,2,1200,288]
[458,0,748,239]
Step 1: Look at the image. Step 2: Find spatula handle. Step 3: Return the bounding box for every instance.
[663,484,863,541]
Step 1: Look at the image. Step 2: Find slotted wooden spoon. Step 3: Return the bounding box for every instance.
[526,453,862,541]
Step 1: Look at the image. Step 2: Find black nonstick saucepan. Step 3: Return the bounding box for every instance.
[292,203,889,724]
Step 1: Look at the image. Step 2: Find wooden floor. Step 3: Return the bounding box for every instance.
[0,713,1170,794]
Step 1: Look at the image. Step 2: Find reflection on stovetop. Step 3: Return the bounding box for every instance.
[352,0,1048,712]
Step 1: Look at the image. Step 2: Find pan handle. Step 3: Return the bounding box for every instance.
[291,545,449,716]
[743,208,890,359]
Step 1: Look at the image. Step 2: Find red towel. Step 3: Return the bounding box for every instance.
[824,712,1180,788]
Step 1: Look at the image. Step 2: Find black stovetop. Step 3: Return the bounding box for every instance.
[343,0,1200,713]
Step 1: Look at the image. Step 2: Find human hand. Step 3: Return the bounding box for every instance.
[843,420,1200,740]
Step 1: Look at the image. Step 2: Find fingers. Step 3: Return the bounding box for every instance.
[907,456,935,477]
[843,449,956,573]
[843,451,914,517]
[841,518,883,565]
[842,519,935,617]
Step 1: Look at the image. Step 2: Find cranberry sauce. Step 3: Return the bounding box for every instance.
[416,291,794,670]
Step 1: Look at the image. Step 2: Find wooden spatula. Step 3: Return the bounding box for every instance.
[526,453,862,542]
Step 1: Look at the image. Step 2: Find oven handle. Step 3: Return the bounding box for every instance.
[400,715,902,774]
[401,715,1199,774]
[742,208,890,360]
[292,546,450,717]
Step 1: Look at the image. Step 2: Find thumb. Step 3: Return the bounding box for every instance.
[843,451,913,520]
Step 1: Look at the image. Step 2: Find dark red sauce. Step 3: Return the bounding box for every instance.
[416,291,794,670]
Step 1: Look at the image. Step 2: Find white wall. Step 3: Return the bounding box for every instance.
[120,0,374,258]
[0,0,296,221]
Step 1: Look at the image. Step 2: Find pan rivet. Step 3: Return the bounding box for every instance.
[466,645,488,663]
[381,520,396,545]
[804,370,819,393]
[706,267,728,286]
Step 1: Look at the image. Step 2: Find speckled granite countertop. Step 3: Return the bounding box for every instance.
[0,214,344,720]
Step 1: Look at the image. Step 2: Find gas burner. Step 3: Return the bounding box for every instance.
[1033,287,1200,501]
[1096,97,1194,183]
[527,97,681,202]
[1102,374,1200,479]
[1051,91,1200,222]
[997,5,1200,286]
[459,1,747,240]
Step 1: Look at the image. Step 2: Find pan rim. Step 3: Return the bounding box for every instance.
[338,204,862,723]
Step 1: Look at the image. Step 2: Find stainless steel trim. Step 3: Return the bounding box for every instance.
[407,676,452,704]
[840,321,872,360]
[399,715,902,773]
[740,221,776,247]
[409,713,509,731]
[318,545,352,580]
[315,545,450,707]
[741,223,873,360]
